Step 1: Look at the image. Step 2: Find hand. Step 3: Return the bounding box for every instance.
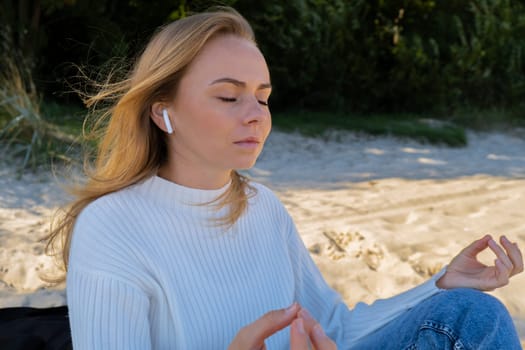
[228,303,299,350]
[228,303,337,350]
[291,308,337,350]
[437,235,524,291]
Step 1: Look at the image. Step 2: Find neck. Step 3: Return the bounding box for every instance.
[157,162,232,190]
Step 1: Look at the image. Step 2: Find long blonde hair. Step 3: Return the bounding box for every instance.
[46,7,256,281]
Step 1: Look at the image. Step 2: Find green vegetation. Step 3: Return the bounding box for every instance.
[2,0,525,116]
[448,107,525,132]
[0,60,82,173]
[2,0,525,171]
[234,0,525,115]
[40,101,85,136]
[273,112,467,147]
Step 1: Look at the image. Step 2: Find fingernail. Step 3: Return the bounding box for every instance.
[313,324,325,338]
[284,303,297,316]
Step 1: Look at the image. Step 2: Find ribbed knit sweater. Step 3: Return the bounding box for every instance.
[67,176,445,349]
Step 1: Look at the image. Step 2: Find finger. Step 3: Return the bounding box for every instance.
[250,303,300,342]
[311,324,338,350]
[494,258,510,287]
[488,238,514,271]
[229,303,299,350]
[461,235,491,258]
[290,318,309,350]
[297,308,338,350]
[500,236,524,276]
[298,308,317,334]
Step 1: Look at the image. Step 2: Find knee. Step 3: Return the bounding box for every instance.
[436,288,511,325]
[424,289,521,348]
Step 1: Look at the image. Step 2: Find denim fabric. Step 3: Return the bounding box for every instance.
[351,288,522,350]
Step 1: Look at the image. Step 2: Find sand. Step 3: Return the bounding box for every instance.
[1,128,524,344]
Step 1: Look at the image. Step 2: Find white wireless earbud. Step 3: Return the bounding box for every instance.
[162,109,174,134]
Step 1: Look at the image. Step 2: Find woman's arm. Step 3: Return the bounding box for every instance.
[67,202,153,349]
[283,212,445,347]
[67,269,151,350]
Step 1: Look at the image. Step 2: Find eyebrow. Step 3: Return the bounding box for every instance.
[210,77,272,90]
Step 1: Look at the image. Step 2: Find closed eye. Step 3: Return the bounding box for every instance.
[218,97,269,106]
[218,97,237,102]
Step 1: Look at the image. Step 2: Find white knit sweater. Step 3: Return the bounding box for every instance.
[67,176,444,349]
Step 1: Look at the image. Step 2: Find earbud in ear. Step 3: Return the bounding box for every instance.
[162,109,174,134]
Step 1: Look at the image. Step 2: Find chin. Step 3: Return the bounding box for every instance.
[232,159,258,170]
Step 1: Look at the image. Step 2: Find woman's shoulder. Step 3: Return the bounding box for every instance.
[71,180,154,259]
[249,181,281,203]
[248,181,290,216]
[76,178,152,227]
[249,181,272,195]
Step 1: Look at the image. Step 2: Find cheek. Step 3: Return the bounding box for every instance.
[190,111,234,145]
[262,115,272,138]
[203,112,233,133]
[177,98,227,132]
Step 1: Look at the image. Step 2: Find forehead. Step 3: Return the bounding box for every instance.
[183,35,270,85]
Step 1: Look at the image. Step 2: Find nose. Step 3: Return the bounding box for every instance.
[243,97,269,125]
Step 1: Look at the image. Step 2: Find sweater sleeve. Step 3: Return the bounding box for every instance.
[284,211,445,347]
[67,269,152,350]
[67,199,153,350]
[348,267,446,345]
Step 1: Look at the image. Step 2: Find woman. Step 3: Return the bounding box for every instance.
[47,7,523,349]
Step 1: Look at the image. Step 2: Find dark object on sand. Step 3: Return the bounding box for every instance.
[0,306,72,350]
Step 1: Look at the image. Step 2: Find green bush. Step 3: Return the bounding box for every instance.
[2,0,524,121]
[237,0,525,117]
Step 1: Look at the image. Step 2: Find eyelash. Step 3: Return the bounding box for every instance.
[218,97,269,106]
[218,97,236,103]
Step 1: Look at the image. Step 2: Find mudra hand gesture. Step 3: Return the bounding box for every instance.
[437,235,524,290]
[228,303,337,350]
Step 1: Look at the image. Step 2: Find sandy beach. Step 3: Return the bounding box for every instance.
[1,128,524,344]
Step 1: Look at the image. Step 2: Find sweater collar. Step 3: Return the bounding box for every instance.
[138,175,232,207]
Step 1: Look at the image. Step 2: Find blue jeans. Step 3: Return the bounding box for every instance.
[351,288,522,349]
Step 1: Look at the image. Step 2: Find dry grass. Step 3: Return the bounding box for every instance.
[0,33,77,173]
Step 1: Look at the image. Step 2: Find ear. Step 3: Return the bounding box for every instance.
[151,102,174,134]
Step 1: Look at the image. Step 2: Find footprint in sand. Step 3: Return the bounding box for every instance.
[309,230,384,271]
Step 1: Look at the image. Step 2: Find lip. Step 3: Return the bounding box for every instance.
[234,137,261,149]
[234,137,261,144]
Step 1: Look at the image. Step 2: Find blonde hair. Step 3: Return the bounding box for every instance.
[46,7,257,281]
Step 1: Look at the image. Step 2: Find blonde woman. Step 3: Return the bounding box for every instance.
[48,7,523,350]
